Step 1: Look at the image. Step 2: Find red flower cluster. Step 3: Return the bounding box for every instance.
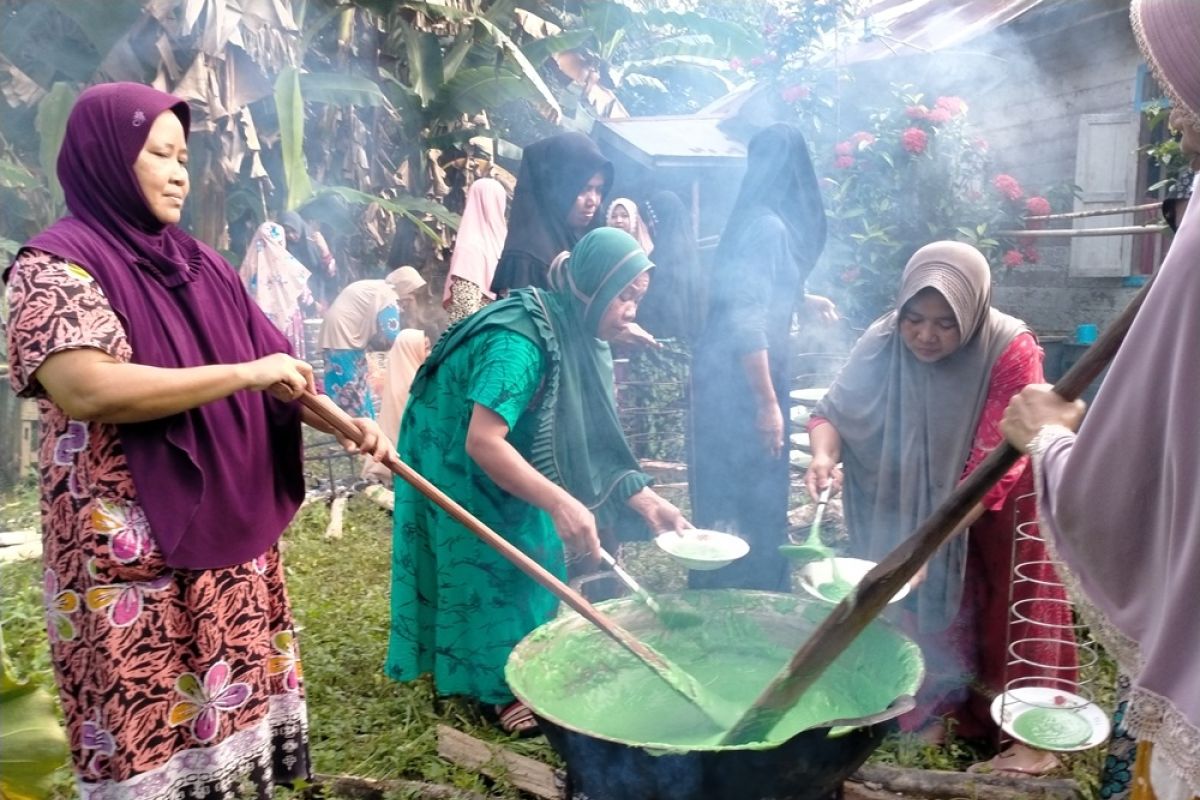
[851,131,876,146]
[1022,244,1040,264]
[1025,196,1052,216]
[992,174,1024,201]
[901,127,928,155]
[972,137,989,151]
[834,155,855,169]
[1002,249,1025,268]
[935,96,968,117]
[905,105,929,120]
[834,141,854,157]
[781,84,811,104]
[729,57,743,71]
[926,107,952,125]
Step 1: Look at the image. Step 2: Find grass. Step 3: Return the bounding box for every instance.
[1,476,1111,799]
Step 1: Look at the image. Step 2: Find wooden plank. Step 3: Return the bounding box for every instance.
[436,725,565,800]
[851,764,1083,800]
[360,483,394,513]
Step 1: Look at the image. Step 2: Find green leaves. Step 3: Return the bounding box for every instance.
[428,65,551,124]
[35,83,76,212]
[0,629,68,800]
[274,67,314,212]
[299,74,387,107]
[469,17,561,122]
[318,186,459,242]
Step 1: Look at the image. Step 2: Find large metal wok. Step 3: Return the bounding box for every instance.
[507,589,924,800]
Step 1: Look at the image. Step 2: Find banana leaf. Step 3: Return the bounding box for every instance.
[427,66,543,124]
[318,186,459,243]
[470,17,561,121]
[299,73,387,107]
[274,67,314,211]
[35,83,77,213]
[0,629,69,800]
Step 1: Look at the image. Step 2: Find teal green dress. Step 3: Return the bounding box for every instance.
[385,327,562,704]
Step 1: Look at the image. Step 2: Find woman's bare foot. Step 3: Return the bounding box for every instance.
[969,743,1060,775]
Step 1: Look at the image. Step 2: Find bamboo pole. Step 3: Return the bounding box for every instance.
[1024,202,1160,222]
[995,225,1167,238]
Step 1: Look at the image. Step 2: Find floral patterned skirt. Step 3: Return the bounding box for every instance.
[323,348,375,418]
[45,543,310,800]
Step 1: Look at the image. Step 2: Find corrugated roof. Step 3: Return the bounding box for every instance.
[593,115,746,167]
[838,0,1049,62]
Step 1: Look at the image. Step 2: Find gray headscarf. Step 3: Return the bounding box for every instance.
[814,241,1026,631]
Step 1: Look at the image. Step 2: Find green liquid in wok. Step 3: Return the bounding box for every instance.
[508,593,923,751]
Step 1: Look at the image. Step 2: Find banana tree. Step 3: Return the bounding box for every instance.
[510,0,763,119]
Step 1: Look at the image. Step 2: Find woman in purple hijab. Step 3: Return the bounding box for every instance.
[1002,2,1200,797]
[4,83,390,799]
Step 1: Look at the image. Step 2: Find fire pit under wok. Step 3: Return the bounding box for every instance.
[506,590,924,800]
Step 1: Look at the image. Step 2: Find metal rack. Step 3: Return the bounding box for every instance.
[995,491,1107,751]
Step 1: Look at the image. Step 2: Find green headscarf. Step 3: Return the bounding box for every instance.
[410,228,654,527]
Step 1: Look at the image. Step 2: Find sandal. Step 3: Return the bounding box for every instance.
[492,700,540,738]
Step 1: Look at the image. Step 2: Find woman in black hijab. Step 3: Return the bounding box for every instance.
[638,190,704,343]
[689,123,834,591]
[489,132,613,293]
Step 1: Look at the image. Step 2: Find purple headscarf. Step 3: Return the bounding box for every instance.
[1030,2,1200,793]
[8,83,304,570]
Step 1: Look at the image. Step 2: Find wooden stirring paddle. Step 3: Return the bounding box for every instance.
[297,392,726,727]
[719,273,1156,746]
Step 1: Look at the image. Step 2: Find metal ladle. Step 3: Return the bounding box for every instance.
[779,484,834,562]
[779,485,853,601]
[599,548,703,629]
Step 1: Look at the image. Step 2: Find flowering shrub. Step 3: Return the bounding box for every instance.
[809,86,1068,322]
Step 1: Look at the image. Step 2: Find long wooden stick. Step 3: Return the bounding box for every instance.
[719,271,1157,746]
[296,392,723,724]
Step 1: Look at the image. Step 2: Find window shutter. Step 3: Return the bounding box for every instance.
[1070,113,1138,277]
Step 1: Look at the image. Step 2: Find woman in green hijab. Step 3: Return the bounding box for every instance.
[386,228,689,735]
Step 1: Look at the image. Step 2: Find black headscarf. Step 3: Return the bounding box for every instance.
[280,210,321,271]
[715,123,826,275]
[637,190,705,343]
[490,132,613,293]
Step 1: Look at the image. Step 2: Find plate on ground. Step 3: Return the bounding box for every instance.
[990,688,1110,751]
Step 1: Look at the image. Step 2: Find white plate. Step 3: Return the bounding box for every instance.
[654,529,749,570]
[989,688,1111,752]
[789,387,829,406]
[790,432,811,451]
[797,557,910,605]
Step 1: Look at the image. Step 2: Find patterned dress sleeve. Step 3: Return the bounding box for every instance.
[6,250,129,398]
[465,328,544,431]
[961,332,1044,510]
[447,276,485,324]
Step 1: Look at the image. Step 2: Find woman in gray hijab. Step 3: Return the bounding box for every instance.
[808,241,1076,774]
